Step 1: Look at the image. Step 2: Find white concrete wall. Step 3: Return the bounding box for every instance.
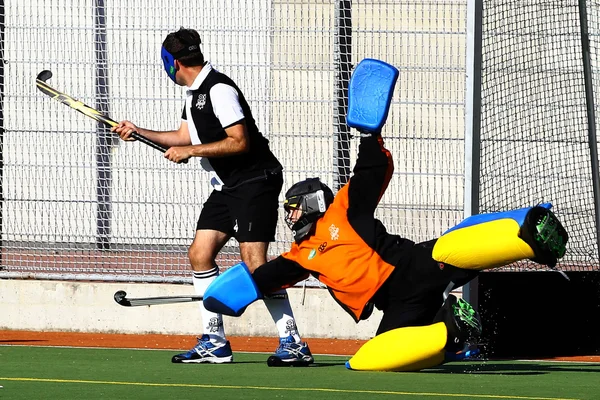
[0,280,382,340]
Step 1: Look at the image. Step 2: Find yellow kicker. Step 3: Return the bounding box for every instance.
[346,322,447,372]
[432,218,535,271]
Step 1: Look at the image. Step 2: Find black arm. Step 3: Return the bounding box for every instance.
[252,256,310,294]
[347,135,394,216]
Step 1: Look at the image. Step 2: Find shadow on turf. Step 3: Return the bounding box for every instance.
[424,362,600,375]
[228,360,345,367]
[228,360,600,373]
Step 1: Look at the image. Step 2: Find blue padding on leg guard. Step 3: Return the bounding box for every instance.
[443,202,552,235]
[203,262,263,317]
[347,58,399,133]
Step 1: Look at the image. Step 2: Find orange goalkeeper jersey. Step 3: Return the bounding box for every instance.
[253,135,415,322]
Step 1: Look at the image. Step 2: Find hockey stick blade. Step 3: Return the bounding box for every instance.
[35,70,188,162]
[113,290,203,307]
[37,70,53,82]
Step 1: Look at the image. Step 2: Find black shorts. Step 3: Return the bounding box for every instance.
[372,239,479,335]
[196,172,283,243]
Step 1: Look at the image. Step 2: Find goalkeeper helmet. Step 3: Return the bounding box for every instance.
[284,178,334,242]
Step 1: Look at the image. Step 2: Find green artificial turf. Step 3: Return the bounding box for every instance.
[1,346,598,400]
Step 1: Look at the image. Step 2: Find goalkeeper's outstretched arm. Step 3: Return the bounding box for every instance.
[252,256,311,294]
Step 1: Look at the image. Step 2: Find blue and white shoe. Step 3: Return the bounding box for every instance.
[171,335,233,364]
[445,344,481,362]
[267,335,314,367]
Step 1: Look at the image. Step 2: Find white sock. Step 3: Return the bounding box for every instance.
[192,267,226,344]
[263,289,302,343]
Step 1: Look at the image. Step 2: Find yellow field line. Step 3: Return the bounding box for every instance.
[0,377,579,400]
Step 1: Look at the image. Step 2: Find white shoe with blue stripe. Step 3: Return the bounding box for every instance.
[171,335,233,364]
[267,335,314,367]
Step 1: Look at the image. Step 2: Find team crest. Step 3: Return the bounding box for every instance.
[329,224,339,240]
[196,94,207,110]
[308,249,317,260]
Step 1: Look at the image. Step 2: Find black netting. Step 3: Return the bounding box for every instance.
[479,0,599,270]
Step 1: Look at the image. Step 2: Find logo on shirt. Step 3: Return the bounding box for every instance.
[308,249,317,260]
[318,242,327,252]
[329,224,339,240]
[196,94,207,110]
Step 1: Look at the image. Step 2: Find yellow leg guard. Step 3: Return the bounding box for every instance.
[433,218,535,270]
[346,322,447,372]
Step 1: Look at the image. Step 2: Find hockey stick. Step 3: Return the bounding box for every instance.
[114,290,203,307]
[36,70,178,157]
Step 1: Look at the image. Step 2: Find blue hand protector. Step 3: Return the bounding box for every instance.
[203,262,263,317]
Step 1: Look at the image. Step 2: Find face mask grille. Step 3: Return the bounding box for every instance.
[284,195,304,230]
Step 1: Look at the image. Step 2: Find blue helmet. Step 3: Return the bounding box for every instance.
[161,43,200,83]
[161,28,203,83]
